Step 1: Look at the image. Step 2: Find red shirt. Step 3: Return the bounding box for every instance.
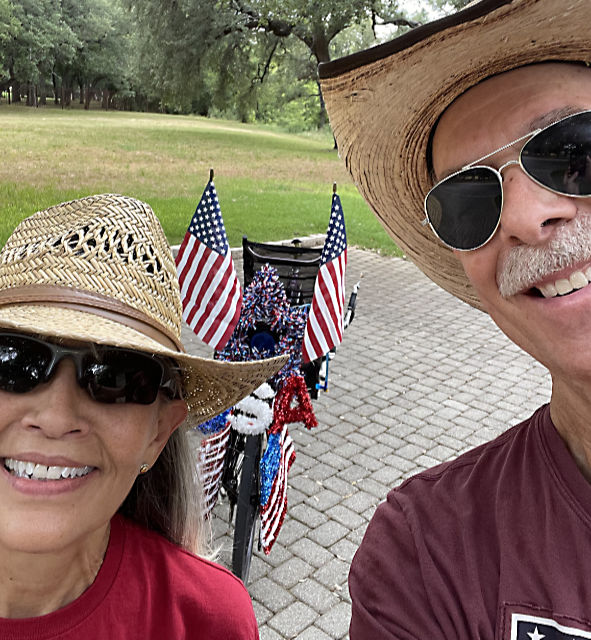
[350,404,591,640]
[0,515,258,639]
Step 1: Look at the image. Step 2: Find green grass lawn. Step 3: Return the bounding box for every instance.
[0,105,401,256]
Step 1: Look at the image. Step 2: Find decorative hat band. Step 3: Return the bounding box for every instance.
[0,285,184,352]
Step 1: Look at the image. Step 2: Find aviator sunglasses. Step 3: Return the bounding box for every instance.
[0,333,181,405]
[423,110,591,251]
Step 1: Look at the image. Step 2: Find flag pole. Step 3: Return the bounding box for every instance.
[333,181,337,193]
[210,167,214,182]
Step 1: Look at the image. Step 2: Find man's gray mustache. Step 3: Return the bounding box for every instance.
[497,214,591,297]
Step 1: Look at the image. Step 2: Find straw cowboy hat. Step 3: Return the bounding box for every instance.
[318,0,591,310]
[0,194,286,423]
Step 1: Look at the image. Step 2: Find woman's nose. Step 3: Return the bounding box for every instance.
[21,360,91,438]
[497,164,578,246]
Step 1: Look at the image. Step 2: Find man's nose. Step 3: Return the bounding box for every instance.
[22,360,91,438]
[497,164,578,246]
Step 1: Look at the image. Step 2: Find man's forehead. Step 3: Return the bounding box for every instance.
[431,63,591,179]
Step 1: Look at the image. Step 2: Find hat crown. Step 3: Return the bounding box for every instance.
[0,194,182,341]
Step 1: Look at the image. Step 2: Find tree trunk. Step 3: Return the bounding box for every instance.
[310,29,331,133]
[52,72,59,105]
[39,77,47,105]
[102,89,110,110]
[26,84,37,107]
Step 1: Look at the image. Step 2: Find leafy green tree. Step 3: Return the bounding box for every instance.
[0,1,19,54]
[130,0,469,126]
[219,0,420,65]
[0,0,78,102]
[59,0,132,108]
[0,0,134,107]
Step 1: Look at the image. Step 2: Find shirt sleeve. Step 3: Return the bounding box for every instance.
[349,491,441,640]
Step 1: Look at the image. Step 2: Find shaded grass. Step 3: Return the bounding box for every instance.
[0,105,401,256]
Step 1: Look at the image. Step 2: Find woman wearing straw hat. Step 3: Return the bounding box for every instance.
[320,0,591,638]
[0,194,283,637]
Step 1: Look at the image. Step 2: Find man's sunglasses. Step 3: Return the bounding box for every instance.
[424,110,591,251]
[0,333,181,405]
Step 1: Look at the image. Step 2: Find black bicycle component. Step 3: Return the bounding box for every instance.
[344,279,361,329]
[222,237,360,582]
[232,434,263,584]
[242,236,322,306]
[220,429,246,524]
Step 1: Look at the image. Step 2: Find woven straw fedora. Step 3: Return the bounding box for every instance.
[319,0,591,310]
[0,194,286,423]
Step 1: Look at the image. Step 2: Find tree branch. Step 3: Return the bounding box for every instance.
[230,0,296,37]
[255,40,279,85]
[377,16,421,29]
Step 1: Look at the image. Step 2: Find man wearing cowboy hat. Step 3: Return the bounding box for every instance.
[319,0,591,638]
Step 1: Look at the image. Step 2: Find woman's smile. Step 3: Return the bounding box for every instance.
[3,457,94,480]
[0,454,99,496]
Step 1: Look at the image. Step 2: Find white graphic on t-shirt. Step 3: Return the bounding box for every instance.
[511,613,591,639]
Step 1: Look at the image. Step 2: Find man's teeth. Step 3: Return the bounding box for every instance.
[538,267,591,298]
[4,458,93,480]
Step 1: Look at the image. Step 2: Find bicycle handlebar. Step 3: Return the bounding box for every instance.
[344,277,362,330]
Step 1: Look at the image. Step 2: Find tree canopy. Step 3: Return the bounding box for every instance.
[1,0,468,126]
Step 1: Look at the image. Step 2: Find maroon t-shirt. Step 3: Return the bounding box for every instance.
[0,515,259,639]
[350,404,591,640]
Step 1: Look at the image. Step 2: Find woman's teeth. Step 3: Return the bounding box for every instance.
[538,267,591,298]
[3,458,93,480]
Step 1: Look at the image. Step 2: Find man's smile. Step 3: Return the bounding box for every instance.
[537,265,591,298]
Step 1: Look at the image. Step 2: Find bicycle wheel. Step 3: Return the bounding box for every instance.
[232,433,262,584]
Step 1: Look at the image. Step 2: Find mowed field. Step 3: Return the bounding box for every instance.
[0,105,400,254]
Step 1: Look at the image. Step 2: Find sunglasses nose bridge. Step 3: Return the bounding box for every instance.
[497,159,520,176]
[45,344,86,385]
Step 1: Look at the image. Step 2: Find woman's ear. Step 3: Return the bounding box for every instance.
[148,398,189,461]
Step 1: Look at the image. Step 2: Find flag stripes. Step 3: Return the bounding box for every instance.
[302,192,347,362]
[175,180,242,351]
[260,423,296,554]
[196,421,231,518]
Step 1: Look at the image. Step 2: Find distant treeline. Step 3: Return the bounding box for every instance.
[0,0,466,128]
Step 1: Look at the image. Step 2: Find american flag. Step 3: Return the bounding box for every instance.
[302,193,347,362]
[176,180,242,350]
[196,419,231,518]
[259,421,296,555]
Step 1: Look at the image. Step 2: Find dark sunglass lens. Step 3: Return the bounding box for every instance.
[426,167,502,250]
[522,112,591,196]
[83,350,163,405]
[0,334,52,393]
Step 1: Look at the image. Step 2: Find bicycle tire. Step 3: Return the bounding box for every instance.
[232,433,262,584]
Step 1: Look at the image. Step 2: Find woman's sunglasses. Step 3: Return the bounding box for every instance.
[0,333,181,405]
[424,110,591,251]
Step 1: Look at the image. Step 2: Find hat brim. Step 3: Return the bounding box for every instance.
[0,305,286,425]
[319,0,591,309]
